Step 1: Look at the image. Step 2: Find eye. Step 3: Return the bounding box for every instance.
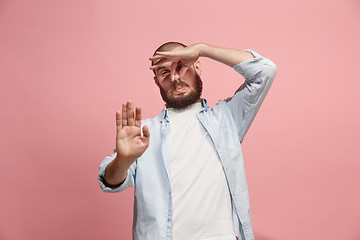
[161,70,169,75]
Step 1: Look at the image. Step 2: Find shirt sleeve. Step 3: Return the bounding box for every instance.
[98,151,136,193]
[226,49,277,143]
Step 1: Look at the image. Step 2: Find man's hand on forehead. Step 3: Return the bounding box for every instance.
[149,45,201,80]
[150,58,189,80]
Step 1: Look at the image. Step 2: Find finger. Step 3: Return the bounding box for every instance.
[122,102,127,127]
[149,64,164,70]
[152,51,181,57]
[116,111,122,132]
[178,65,189,79]
[149,54,165,61]
[149,58,171,70]
[170,61,177,81]
[135,107,142,128]
[150,52,182,63]
[127,101,135,126]
[149,51,175,60]
[149,64,160,70]
[142,125,150,146]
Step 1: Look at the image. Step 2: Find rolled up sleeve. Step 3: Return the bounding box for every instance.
[98,152,136,193]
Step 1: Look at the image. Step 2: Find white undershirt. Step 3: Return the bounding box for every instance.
[168,102,236,240]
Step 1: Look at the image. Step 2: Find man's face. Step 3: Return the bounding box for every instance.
[153,54,203,109]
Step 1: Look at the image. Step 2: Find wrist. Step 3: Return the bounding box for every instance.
[114,154,134,168]
[194,43,208,58]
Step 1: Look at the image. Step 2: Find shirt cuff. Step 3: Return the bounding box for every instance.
[98,170,132,193]
[98,153,134,193]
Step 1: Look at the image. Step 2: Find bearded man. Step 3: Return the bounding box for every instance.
[98,42,277,240]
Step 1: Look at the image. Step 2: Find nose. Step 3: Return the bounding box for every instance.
[172,71,180,81]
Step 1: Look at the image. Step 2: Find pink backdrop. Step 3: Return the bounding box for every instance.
[1,0,360,239]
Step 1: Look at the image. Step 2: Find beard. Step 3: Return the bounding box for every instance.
[159,72,203,109]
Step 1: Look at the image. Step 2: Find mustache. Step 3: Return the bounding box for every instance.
[172,81,189,88]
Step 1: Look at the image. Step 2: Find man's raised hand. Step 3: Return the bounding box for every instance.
[149,44,201,80]
[115,101,150,165]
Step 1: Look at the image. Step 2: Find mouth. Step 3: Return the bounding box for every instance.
[169,83,190,95]
[174,86,188,93]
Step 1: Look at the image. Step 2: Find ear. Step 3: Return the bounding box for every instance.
[154,76,159,86]
[194,60,202,76]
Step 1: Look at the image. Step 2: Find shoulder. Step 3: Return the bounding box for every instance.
[199,99,231,122]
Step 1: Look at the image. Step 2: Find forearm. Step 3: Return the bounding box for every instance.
[103,156,134,187]
[196,43,254,67]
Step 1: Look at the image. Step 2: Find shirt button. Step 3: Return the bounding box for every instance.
[168,216,171,221]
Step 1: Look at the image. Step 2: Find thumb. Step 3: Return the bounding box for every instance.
[142,125,150,145]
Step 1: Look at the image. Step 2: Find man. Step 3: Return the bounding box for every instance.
[98,42,277,240]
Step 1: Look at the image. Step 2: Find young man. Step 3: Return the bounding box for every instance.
[98,42,277,240]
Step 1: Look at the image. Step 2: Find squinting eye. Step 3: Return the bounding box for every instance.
[162,70,169,75]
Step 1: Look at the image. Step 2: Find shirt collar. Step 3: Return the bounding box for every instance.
[160,98,208,123]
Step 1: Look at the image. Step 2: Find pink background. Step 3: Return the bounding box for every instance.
[1,0,360,239]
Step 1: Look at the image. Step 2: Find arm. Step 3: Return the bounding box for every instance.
[150,43,255,78]
[102,100,150,188]
[200,46,276,142]
[197,43,254,67]
[226,50,277,142]
[150,43,277,142]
